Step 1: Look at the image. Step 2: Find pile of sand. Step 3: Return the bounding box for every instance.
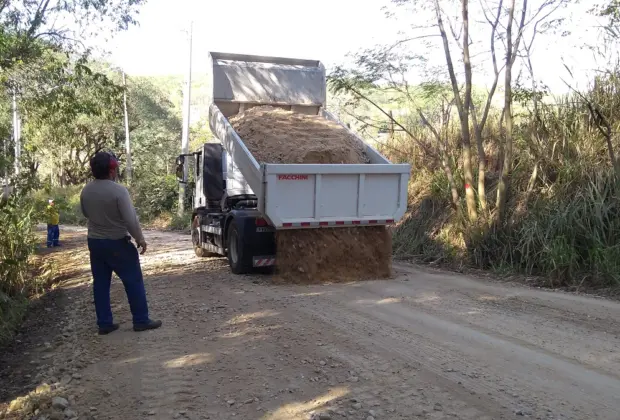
[229,106,392,283]
[275,226,392,284]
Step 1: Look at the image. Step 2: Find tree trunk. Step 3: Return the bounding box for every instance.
[418,109,460,208]
[471,108,488,215]
[435,0,477,221]
[496,0,526,222]
[460,0,477,221]
[470,0,503,216]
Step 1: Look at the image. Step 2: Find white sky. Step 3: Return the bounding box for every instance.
[97,0,609,93]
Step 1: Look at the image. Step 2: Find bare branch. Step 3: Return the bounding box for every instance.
[434,0,465,115]
[342,83,436,157]
[479,0,504,131]
[445,12,464,48]
[26,0,53,37]
[510,0,529,67]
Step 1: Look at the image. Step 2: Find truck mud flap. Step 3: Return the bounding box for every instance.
[253,256,275,267]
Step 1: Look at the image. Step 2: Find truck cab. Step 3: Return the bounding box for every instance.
[177,143,276,274]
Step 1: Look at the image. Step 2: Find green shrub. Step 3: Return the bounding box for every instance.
[132,175,181,220]
[0,195,38,296]
[169,212,191,232]
[33,186,86,226]
[0,193,42,345]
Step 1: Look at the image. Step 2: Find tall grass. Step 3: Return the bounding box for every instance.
[0,195,37,295]
[0,192,45,344]
[384,71,620,289]
[472,171,620,286]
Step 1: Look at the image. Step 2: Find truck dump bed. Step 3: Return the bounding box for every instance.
[208,52,410,229]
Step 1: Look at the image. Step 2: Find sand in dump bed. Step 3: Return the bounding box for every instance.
[229,106,391,283]
[229,106,369,165]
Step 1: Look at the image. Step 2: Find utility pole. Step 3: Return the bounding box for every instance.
[122,70,133,183]
[12,88,21,176]
[178,21,193,216]
[3,136,7,187]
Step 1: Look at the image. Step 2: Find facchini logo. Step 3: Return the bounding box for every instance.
[277,174,310,180]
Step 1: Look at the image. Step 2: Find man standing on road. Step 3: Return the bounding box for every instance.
[80,151,162,335]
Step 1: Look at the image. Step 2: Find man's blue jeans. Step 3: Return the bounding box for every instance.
[88,237,150,328]
[47,224,59,247]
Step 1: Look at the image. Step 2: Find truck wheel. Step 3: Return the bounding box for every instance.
[192,216,217,258]
[227,220,251,274]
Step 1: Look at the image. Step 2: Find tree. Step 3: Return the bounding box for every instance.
[19,58,124,185]
[0,0,148,326]
[332,0,572,226]
[0,0,146,70]
[0,0,148,185]
[123,76,182,179]
[20,62,184,187]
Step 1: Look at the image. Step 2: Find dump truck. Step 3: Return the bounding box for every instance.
[176,52,411,274]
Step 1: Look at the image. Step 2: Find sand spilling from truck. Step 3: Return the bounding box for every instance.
[274,226,392,283]
[229,106,392,283]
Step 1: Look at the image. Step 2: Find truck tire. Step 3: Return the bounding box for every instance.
[192,216,217,258]
[227,220,252,274]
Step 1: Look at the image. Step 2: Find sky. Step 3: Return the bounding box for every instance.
[96,0,609,93]
[105,0,397,74]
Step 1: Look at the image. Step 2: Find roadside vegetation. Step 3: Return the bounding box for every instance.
[329,0,620,292]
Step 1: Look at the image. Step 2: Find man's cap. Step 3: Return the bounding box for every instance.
[91,151,119,170]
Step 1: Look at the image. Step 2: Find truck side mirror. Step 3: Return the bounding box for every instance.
[176,156,185,182]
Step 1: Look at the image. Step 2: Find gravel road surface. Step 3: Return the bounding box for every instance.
[2,228,620,419]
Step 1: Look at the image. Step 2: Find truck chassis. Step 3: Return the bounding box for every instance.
[191,207,276,274]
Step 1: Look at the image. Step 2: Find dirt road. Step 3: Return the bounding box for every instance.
[2,228,620,420]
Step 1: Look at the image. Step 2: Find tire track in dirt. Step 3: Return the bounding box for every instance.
[291,280,620,419]
[293,293,511,419]
[357,278,620,378]
[393,262,620,320]
[134,330,201,417]
[283,303,501,419]
[236,288,495,419]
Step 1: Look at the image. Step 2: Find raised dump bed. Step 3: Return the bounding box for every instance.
[207,52,411,230]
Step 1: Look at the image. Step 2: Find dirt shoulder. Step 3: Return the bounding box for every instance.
[2,228,620,419]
